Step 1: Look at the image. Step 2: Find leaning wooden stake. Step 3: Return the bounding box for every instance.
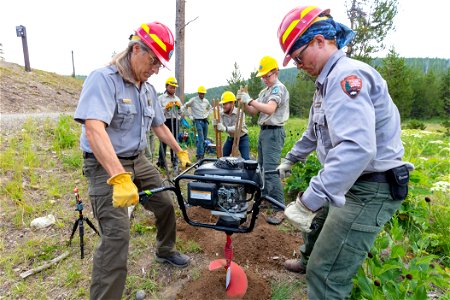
[231,102,243,157]
[213,99,222,157]
[231,86,247,157]
[20,251,70,279]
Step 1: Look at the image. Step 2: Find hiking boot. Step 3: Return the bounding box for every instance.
[285,259,306,274]
[266,211,285,225]
[155,252,190,268]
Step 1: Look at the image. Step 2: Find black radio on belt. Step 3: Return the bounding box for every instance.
[387,165,409,200]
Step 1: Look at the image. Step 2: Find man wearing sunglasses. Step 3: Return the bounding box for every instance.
[74,22,191,299]
[276,6,413,299]
[237,56,290,225]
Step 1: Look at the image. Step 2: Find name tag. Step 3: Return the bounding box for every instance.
[122,98,132,104]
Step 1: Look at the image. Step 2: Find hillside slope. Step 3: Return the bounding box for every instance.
[0,61,82,114]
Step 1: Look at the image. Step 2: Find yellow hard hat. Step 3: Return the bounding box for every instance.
[198,86,207,94]
[166,77,178,87]
[220,91,236,104]
[256,56,279,77]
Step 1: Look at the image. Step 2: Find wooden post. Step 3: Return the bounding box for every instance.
[175,0,185,103]
[71,50,76,78]
[16,25,31,72]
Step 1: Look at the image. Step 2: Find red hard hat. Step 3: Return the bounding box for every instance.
[277,6,330,66]
[135,22,174,68]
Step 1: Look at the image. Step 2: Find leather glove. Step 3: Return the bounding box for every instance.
[217,123,226,132]
[284,193,318,233]
[211,119,218,126]
[107,172,139,208]
[236,91,252,105]
[277,158,295,179]
[175,101,181,109]
[177,150,191,168]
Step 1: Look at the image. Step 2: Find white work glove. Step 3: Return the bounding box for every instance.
[217,123,226,132]
[284,193,319,233]
[277,158,295,179]
[211,119,218,126]
[236,91,252,105]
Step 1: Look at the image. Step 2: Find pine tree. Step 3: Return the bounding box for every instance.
[346,0,398,60]
[226,62,245,94]
[378,48,414,118]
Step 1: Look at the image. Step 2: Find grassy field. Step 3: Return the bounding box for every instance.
[0,116,449,299]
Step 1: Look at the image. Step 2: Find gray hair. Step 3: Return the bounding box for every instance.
[110,39,150,83]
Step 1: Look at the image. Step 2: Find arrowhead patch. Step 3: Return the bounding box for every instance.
[340,75,362,98]
[271,86,280,94]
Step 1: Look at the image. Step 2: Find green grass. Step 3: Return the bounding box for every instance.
[1,116,448,299]
[271,279,306,300]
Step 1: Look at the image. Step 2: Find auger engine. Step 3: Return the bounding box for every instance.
[187,157,262,228]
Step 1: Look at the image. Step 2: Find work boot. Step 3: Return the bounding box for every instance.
[266,210,285,225]
[196,155,204,161]
[285,259,306,274]
[155,252,190,268]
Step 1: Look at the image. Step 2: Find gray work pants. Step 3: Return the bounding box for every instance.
[258,127,285,210]
[83,152,176,300]
[306,180,402,299]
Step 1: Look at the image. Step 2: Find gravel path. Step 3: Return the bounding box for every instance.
[0,112,74,132]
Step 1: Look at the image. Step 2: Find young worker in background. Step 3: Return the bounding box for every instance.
[237,56,290,225]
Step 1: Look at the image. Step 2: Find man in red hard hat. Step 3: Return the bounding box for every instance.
[74,22,191,299]
[276,5,413,299]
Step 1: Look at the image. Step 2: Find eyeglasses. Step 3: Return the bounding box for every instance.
[292,42,310,66]
[147,52,164,69]
[261,71,275,80]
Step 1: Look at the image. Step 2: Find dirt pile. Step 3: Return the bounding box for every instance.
[0,60,82,114]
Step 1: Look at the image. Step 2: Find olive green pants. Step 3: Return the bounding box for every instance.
[83,152,176,300]
[305,180,402,299]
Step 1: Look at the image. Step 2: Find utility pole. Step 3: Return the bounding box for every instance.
[175,0,186,103]
[71,50,76,78]
[15,25,31,72]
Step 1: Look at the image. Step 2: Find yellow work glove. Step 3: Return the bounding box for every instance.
[165,102,174,110]
[175,101,181,109]
[107,172,139,208]
[177,150,191,168]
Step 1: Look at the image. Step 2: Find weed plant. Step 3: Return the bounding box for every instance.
[351,128,450,299]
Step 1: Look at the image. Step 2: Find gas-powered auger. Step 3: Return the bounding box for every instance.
[139,157,284,298]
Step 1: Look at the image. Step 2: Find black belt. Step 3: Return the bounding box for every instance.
[83,152,139,161]
[357,172,389,183]
[195,118,208,122]
[227,134,248,139]
[260,125,282,130]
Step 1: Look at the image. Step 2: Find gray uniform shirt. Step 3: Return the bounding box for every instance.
[182,96,211,119]
[286,50,414,211]
[256,79,290,126]
[159,92,181,119]
[74,65,165,157]
[220,107,248,137]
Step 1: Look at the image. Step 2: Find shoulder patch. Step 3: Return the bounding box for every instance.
[271,86,280,94]
[340,75,362,98]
